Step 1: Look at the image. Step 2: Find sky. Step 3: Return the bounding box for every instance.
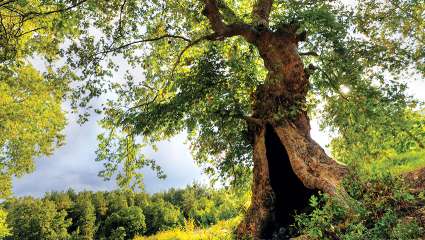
[14,79,424,197]
[11,0,425,197]
[13,86,425,198]
[12,106,209,197]
[12,107,329,197]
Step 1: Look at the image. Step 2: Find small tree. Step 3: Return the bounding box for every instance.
[5,198,71,240]
[143,199,182,235]
[103,206,146,239]
[70,194,96,240]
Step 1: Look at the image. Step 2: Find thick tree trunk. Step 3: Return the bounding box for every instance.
[236,28,348,239]
[236,120,347,239]
[199,1,348,238]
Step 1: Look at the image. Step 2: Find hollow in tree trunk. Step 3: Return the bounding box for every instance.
[199,1,348,238]
[236,120,347,239]
[235,28,348,239]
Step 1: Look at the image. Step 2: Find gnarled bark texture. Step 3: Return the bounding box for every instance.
[236,121,347,239]
[200,1,348,238]
[234,23,347,240]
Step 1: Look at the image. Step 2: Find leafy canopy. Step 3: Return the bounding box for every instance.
[1,0,424,189]
[61,0,423,187]
[0,0,85,197]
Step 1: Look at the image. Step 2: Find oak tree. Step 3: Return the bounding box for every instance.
[2,0,424,238]
[63,0,423,238]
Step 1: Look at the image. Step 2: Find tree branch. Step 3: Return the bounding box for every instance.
[202,0,227,34]
[13,0,88,23]
[171,33,216,74]
[299,51,319,56]
[252,0,273,27]
[244,116,264,126]
[16,26,46,37]
[32,0,88,16]
[216,0,241,23]
[99,34,191,55]
[0,0,17,8]
[117,0,127,37]
[201,0,256,42]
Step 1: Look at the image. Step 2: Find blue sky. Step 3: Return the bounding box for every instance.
[12,108,208,196]
[13,77,425,197]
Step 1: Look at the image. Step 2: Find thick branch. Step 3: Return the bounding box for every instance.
[244,116,264,126]
[202,0,256,42]
[299,51,319,56]
[202,0,227,34]
[252,0,273,27]
[216,0,241,23]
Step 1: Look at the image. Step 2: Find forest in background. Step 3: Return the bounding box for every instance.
[1,184,248,239]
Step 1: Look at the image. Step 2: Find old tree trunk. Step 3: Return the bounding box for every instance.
[235,28,347,239]
[201,1,348,239]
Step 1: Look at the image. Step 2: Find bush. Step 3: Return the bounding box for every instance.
[295,171,425,239]
[0,208,10,238]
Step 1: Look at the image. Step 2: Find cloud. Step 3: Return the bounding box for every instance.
[13,109,206,197]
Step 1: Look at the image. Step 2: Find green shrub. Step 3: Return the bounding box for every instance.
[295,171,424,239]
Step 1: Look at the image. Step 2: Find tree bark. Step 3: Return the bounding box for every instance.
[235,28,348,239]
[200,1,347,238]
[236,120,347,239]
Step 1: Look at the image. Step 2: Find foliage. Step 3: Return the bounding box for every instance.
[0,65,66,198]
[70,193,97,240]
[0,0,423,199]
[0,0,82,62]
[143,199,182,235]
[0,209,10,239]
[330,107,425,166]
[4,198,71,240]
[355,0,425,74]
[0,0,85,198]
[368,150,425,175]
[1,184,246,238]
[43,0,422,190]
[295,171,425,239]
[154,184,248,228]
[104,206,146,239]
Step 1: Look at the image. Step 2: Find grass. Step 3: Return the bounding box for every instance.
[134,217,241,240]
[368,150,425,175]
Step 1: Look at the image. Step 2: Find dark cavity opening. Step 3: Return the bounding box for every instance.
[263,124,316,238]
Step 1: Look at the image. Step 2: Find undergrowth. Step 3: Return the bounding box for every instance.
[294,171,425,240]
[133,216,240,240]
[369,150,425,175]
